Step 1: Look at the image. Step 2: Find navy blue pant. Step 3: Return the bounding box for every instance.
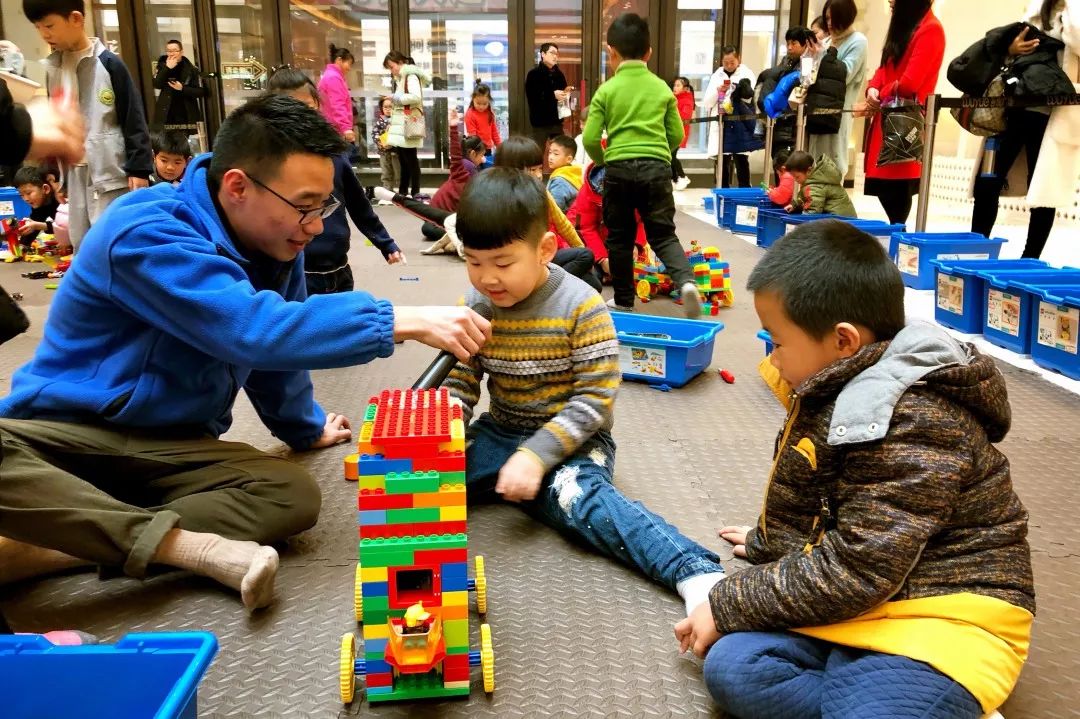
[465,414,722,589]
[704,632,984,719]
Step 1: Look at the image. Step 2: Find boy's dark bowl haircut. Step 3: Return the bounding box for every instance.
[23,0,83,22]
[607,13,650,60]
[747,219,906,341]
[13,165,47,189]
[457,168,548,251]
[785,151,814,173]
[550,135,577,156]
[494,136,543,170]
[152,130,192,159]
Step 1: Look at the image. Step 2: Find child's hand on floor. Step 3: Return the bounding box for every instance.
[386,251,406,265]
[496,449,545,502]
[718,525,751,559]
[675,601,721,658]
[310,412,352,449]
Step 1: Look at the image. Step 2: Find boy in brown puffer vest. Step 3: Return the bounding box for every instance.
[676,219,1034,719]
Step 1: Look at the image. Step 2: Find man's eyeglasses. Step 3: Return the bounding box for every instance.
[247,174,340,225]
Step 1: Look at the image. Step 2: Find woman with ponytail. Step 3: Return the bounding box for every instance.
[318,44,356,143]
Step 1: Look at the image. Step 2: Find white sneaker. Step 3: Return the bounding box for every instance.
[680,282,702,319]
[372,186,396,203]
[377,199,393,206]
[674,176,691,191]
[606,297,633,312]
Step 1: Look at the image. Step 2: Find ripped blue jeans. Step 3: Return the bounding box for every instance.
[465,414,722,590]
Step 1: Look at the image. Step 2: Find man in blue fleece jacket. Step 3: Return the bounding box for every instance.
[0,95,490,612]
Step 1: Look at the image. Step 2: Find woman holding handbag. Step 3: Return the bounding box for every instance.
[384,51,429,198]
[855,0,945,225]
[971,0,1080,259]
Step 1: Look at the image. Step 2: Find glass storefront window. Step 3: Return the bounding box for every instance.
[288,2,390,160]
[741,13,778,81]
[675,0,725,155]
[408,0,509,162]
[599,0,648,81]
[534,0,582,136]
[215,0,278,118]
[89,0,123,57]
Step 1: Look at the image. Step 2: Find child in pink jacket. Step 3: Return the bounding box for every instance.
[318,44,355,142]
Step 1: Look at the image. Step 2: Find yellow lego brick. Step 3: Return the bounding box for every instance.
[360,566,388,582]
[344,453,359,481]
[439,504,466,522]
[442,591,468,607]
[359,421,373,443]
[359,475,386,491]
[444,680,470,690]
[450,418,465,440]
[363,623,390,641]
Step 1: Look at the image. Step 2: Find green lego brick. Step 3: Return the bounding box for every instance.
[366,672,472,703]
[360,534,468,557]
[364,403,378,421]
[365,649,387,662]
[357,541,415,568]
[443,618,469,648]
[437,471,466,485]
[385,471,440,495]
[358,475,386,491]
[385,507,441,524]
[359,608,406,627]
[446,644,470,655]
[364,594,390,614]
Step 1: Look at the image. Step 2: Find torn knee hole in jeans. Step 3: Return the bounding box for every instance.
[587,447,607,468]
[552,465,582,514]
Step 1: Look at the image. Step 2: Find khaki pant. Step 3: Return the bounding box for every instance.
[66,165,128,251]
[0,419,321,578]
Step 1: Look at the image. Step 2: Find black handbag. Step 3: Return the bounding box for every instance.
[877,91,925,166]
[0,284,29,345]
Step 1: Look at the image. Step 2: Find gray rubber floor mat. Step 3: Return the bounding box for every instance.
[1,204,1077,718]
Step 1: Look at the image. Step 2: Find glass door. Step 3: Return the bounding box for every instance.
[534,0,582,136]
[212,0,279,118]
[144,0,207,137]
[674,0,727,155]
[599,0,649,81]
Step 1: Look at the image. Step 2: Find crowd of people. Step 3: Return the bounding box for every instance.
[2,0,1077,716]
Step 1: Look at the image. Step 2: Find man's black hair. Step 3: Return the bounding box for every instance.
[152,130,192,158]
[747,219,906,341]
[494,136,543,170]
[721,45,740,58]
[166,38,183,50]
[550,134,577,156]
[13,165,47,188]
[456,168,548,251]
[607,13,650,60]
[784,150,814,173]
[208,94,347,189]
[23,0,84,22]
[785,26,814,45]
[266,66,321,106]
[539,42,559,56]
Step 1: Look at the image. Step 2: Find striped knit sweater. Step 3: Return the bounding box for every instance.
[445,264,620,470]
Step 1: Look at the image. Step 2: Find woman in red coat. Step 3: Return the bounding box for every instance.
[856,0,945,224]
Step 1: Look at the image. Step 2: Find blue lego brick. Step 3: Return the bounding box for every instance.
[358,509,387,525]
[440,561,468,592]
[364,659,393,675]
[361,581,388,597]
[364,638,388,656]
[358,453,413,475]
[367,686,394,696]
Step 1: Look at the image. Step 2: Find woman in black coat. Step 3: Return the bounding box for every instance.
[152,39,206,129]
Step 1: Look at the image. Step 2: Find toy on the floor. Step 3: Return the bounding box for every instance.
[338,387,494,705]
[1,220,71,276]
[633,240,734,315]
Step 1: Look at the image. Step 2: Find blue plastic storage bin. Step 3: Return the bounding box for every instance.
[757,329,773,355]
[702,194,716,216]
[1027,286,1080,380]
[891,233,1007,290]
[715,188,769,233]
[612,312,724,387]
[930,258,1051,333]
[981,269,1080,353]
[0,186,31,223]
[757,211,905,249]
[0,631,218,719]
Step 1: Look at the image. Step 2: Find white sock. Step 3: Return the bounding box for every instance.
[445,214,465,259]
[680,282,702,319]
[676,571,725,617]
[373,186,396,203]
[155,529,279,611]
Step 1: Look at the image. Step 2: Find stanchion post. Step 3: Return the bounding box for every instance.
[795,102,807,152]
[915,94,939,232]
[195,121,209,154]
[714,114,725,188]
[763,117,775,188]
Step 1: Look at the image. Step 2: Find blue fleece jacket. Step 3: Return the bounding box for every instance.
[308,153,400,270]
[0,153,397,449]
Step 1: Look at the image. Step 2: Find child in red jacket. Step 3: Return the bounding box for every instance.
[567,163,646,285]
[671,77,694,190]
[464,83,500,166]
[766,150,810,210]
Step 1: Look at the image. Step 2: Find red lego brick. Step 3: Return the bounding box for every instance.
[366,672,393,688]
[358,490,414,511]
[358,520,466,540]
[413,548,468,564]
[442,654,469,671]
[413,450,466,473]
[443,664,471,683]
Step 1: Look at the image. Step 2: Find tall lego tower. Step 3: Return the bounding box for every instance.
[338,388,493,705]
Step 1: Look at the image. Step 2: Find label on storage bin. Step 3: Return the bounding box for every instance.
[937,274,965,315]
[619,344,667,378]
[938,253,990,261]
[1037,301,1079,355]
[0,201,13,216]
[987,290,1021,337]
[735,205,758,227]
[785,223,799,237]
[897,243,919,275]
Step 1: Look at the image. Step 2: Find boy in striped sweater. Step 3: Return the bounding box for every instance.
[445,168,725,615]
